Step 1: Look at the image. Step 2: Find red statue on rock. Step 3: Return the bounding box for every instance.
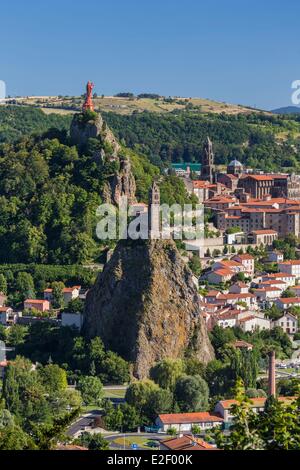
[82,81,95,112]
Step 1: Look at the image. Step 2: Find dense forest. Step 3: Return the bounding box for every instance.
[104,111,300,171]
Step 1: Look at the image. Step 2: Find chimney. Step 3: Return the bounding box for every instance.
[268,351,276,397]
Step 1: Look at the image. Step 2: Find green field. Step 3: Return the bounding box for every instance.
[103,388,127,399]
[112,436,160,450]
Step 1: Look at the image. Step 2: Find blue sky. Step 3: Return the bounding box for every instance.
[1,0,300,109]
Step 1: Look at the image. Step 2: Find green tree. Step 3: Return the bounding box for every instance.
[0,274,7,294]
[213,379,264,450]
[51,282,65,309]
[174,375,209,412]
[7,325,27,347]
[99,351,130,385]
[15,272,35,301]
[125,379,159,415]
[0,425,36,450]
[150,359,184,390]
[188,255,202,276]
[37,364,68,394]
[76,376,103,405]
[76,431,109,450]
[120,403,140,432]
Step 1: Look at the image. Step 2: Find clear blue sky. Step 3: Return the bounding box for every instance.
[1,0,300,109]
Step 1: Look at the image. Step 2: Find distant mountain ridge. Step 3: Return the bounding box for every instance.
[271,106,300,114]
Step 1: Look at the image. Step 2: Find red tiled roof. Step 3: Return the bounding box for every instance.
[219,293,255,300]
[160,435,218,451]
[24,299,48,304]
[193,181,215,189]
[265,273,295,278]
[254,287,281,292]
[55,444,88,451]
[251,230,278,235]
[277,297,300,304]
[158,412,223,425]
[279,260,300,265]
[238,315,256,322]
[0,306,12,312]
[218,260,242,267]
[246,175,274,181]
[260,280,286,285]
[233,254,254,261]
[211,269,234,276]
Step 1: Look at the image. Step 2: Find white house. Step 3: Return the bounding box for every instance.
[278,260,300,280]
[259,279,287,293]
[262,273,295,288]
[237,315,271,332]
[44,286,81,305]
[218,293,257,310]
[155,413,223,433]
[254,287,282,301]
[273,312,298,335]
[275,297,300,310]
[233,254,255,276]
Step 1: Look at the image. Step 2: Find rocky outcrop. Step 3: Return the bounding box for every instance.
[83,239,214,378]
[103,157,136,205]
[70,111,136,205]
[70,112,120,157]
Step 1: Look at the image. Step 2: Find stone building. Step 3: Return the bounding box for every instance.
[201,137,215,183]
[239,175,274,199]
[148,181,161,239]
[227,159,243,175]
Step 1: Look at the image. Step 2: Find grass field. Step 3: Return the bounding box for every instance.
[112,436,160,450]
[6,95,264,116]
[103,388,127,399]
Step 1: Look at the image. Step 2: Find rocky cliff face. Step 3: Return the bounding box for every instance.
[70,112,120,156]
[102,157,136,205]
[83,239,214,378]
[70,111,136,204]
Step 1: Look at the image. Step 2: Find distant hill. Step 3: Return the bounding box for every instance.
[271,106,300,115]
[3,95,267,116]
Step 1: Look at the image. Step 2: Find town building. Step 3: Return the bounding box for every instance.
[272,312,298,335]
[254,287,282,302]
[201,137,215,183]
[24,299,50,312]
[238,314,271,332]
[262,272,295,287]
[278,260,300,280]
[232,254,255,276]
[214,397,294,425]
[159,435,217,451]
[44,286,81,304]
[0,307,17,326]
[275,297,300,310]
[227,160,244,176]
[156,413,223,433]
